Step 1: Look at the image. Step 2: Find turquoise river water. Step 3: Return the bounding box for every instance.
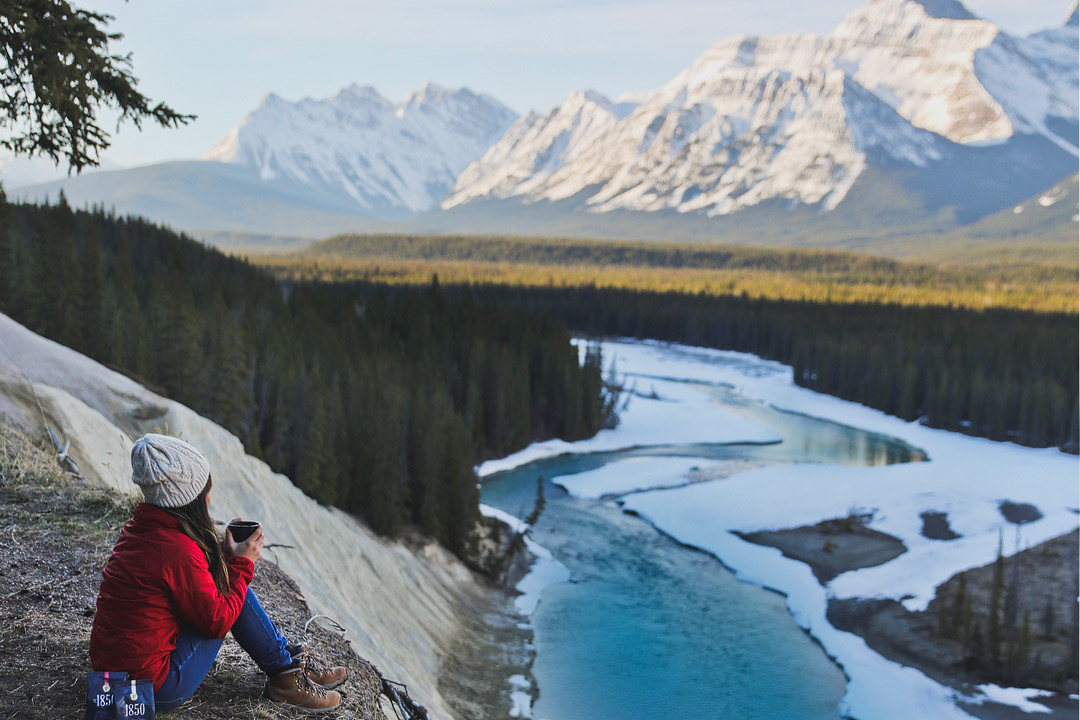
[480,381,926,720]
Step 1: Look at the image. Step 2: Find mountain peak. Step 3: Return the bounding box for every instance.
[565,89,613,108]
[401,81,448,106]
[257,92,286,110]
[1067,2,1079,26]
[838,0,978,29]
[445,0,1075,220]
[336,84,390,106]
[206,82,517,214]
[905,0,975,20]
[397,83,508,113]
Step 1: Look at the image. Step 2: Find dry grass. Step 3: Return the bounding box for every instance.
[0,425,400,719]
[255,253,1079,314]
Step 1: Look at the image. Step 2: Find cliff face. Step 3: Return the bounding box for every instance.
[0,312,487,719]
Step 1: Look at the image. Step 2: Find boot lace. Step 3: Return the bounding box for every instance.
[293,668,328,699]
[301,653,333,678]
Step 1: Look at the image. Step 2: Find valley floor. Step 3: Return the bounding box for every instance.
[481,339,1079,720]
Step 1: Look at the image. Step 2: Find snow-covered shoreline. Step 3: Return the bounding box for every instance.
[477,372,779,477]
[477,503,569,719]
[480,338,1078,720]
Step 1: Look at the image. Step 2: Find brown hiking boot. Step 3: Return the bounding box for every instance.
[287,643,348,689]
[300,653,347,690]
[265,665,341,714]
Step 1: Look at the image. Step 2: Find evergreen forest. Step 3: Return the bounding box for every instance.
[439,284,1078,453]
[0,196,615,557]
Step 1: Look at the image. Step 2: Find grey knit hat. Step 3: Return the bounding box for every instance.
[131,434,211,508]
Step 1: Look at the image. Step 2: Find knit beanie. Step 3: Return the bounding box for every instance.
[130,434,211,508]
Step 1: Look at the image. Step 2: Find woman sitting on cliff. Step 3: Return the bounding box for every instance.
[90,434,346,713]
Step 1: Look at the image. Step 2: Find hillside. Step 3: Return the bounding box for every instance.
[0,312,523,719]
[11,161,396,237]
[0,427,386,718]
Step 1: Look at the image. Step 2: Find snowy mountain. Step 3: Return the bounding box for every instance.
[12,0,1077,244]
[205,82,517,216]
[443,0,1079,218]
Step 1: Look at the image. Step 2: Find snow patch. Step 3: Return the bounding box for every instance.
[478,504,570,616]
[477,376,778,477]
[552,456,710,499]
[971,684,1053,714]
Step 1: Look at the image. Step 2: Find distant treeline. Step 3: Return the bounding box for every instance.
[306,232,923,274]
[0,197,614,557]
[282,232,1080,313]
[420,284,1076,454]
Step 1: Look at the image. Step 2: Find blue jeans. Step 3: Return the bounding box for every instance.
[156,588,293,712]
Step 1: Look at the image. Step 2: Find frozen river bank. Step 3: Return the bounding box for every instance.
[479,340,1079,720]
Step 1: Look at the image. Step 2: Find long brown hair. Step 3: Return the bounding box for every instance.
[159,475,230,595]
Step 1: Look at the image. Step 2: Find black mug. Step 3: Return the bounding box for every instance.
[227,520,261,543]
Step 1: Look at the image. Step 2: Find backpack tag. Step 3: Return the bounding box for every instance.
[110,677,154,720]
[84,671,127,720]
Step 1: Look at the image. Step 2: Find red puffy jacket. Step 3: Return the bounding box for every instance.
[89,502,253,689]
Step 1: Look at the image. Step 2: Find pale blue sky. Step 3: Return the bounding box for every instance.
[76,0,1076,168]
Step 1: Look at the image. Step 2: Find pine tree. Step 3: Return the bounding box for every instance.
[1042,594,1055,640]
[107,231,145,373]
[1003,556,1020,631]
[298,388,331,504]
[1016,610,1032,684]
[967,622,984,671]
[937,587,950,638]
[154,252,201,402]
[0,188,12,312]
[951,575,968,636]
[27,221,52,334]
[988,536,1006,668]
[80,224,106,360]
[525,476,546,527]
[211,318,251,436]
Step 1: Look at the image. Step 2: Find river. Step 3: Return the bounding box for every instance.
[480,361,927,720]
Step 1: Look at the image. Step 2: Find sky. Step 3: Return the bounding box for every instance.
[41,0,1080,169]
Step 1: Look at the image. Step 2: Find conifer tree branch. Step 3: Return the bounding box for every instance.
[0,0,193,173]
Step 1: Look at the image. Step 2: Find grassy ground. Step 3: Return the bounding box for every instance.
[0,426,395,719]
[251,234,1078,313]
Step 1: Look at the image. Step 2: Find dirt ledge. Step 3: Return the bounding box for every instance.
[0,426,393,719]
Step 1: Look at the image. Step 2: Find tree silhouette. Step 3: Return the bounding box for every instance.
[0,0,193,172]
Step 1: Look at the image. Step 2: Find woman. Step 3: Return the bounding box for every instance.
[90,433,346,713]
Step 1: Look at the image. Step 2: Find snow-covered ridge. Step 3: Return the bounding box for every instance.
[205,82,517,214]
[443,0,1078,217]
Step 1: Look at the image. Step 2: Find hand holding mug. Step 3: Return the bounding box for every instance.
[225,518,263,563]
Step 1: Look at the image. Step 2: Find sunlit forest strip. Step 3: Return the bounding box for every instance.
[258,255,1078,314]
